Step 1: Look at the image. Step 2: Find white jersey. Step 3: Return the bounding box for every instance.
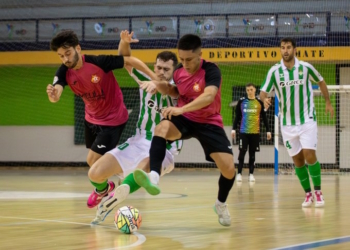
[261,57,323,126]
[130,68,182,155]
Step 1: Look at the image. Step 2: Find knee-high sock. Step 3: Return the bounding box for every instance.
[238,150,246,174]
[308,161,321,190]
[217,174,235,203]
[149,136,167,175]
[122,173,141,194]
[295,165,311,193]
[90,180,108,192]
[248,150,256,174]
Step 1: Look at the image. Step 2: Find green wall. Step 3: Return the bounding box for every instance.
[0,64,336,126]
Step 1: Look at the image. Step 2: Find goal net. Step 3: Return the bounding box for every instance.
[0,1,349,172]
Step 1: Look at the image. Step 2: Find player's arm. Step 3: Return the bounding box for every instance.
[138,80,179,98]
[123,56,158,81]
[318,80,334,118]
[46,84,63,103]
[232,99,242,139]
[260,67,277,110]
[306,62,334,118]
[46,65,67,103]
[118,30,139,56]
[182,85,218,113]
[259,99,271,140]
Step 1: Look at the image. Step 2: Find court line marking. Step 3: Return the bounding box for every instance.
[270,235,350,250]
[0,215,146,249]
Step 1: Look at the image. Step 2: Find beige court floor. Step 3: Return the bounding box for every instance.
[0,167,349,250]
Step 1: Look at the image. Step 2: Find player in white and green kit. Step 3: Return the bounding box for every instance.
[260,37,334,208]
[89,31,182,224]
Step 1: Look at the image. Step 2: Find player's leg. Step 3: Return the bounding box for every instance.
[198,124,235,227]
[134,117,183,195]
[92,137,151,224]
[237,133,248,182]
[248,134,260,182]
[86,122,127,208]
[282,125,313,207]
[300,121,324,207]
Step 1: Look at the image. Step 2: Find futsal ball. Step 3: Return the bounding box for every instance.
[114,205,142,234]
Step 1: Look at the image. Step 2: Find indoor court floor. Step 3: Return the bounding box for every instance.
[0,167,349,250]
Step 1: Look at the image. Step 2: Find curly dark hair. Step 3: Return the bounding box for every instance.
[50,30,79,51]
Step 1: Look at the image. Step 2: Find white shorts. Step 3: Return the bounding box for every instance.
[281,120,318,157]
[106,134,174,178]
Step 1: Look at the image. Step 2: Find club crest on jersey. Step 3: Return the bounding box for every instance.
[193,83,201,92]
[91,75,101,84]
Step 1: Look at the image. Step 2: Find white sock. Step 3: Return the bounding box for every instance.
[149,171,160,184]
[216,199,225,206]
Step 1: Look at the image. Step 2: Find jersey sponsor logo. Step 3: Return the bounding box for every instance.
[243,108,257,113]
[193,83,201,92]
[91,74,101,84]
[279,79,303,87]
[147,99,166,113]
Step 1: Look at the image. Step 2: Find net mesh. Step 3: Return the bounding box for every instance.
[0,0,349,172]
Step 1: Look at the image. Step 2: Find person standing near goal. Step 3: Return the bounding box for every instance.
[46,30,157,209]
[133,34,236,227]
[232,83,271,182]
[89,31,182,224]
[260,37,334,208]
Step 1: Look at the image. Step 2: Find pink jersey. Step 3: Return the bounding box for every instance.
[173,59,223,127]
[54,55,128,126]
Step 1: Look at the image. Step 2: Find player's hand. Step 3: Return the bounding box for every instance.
[267,132,272,140]
[120,30,139,44]
[231,130,236,139]
[162,106,184,119]
[46,84,59,102]
[264,97,271,111]
[137,80,157,95]
[325,101,334,118]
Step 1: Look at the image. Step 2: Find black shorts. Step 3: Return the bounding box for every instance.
[167,115,233,162]
[84,120,127,155]
[239,133,260,152]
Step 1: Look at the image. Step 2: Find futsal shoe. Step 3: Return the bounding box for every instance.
[213,202,231,226]
[248,174,255,182]
[236,173,242,182]
[133,170,160,195]
[314,190,325,208]
[302,191,313,207]
[91,184,130,225]
[87,181,115,208]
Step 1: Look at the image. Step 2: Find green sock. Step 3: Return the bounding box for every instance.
[295,165,311,193]
[122,173,141,194]
[90,180,108,192]
[308,161,321,190]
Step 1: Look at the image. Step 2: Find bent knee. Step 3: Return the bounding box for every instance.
[154,121,171,137]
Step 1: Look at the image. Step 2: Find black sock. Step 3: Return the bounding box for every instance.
[238,150,246,174]
[149,136,167,175]
[217,174,235,203]
[249,151,255,174]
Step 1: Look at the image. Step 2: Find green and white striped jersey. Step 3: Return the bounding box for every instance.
[261,57,323,126]
[130,68,182,154]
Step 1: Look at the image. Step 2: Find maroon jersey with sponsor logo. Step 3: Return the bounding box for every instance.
[173,59,223,127]
[53,55,128,126]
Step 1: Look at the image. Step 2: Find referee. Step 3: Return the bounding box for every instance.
[232,83,271,182]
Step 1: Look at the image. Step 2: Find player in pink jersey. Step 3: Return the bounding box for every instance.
[46,30,157,208]
[133,34,236,227]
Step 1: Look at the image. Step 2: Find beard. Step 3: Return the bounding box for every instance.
[282,53,294,63]
[65,50,79,69]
